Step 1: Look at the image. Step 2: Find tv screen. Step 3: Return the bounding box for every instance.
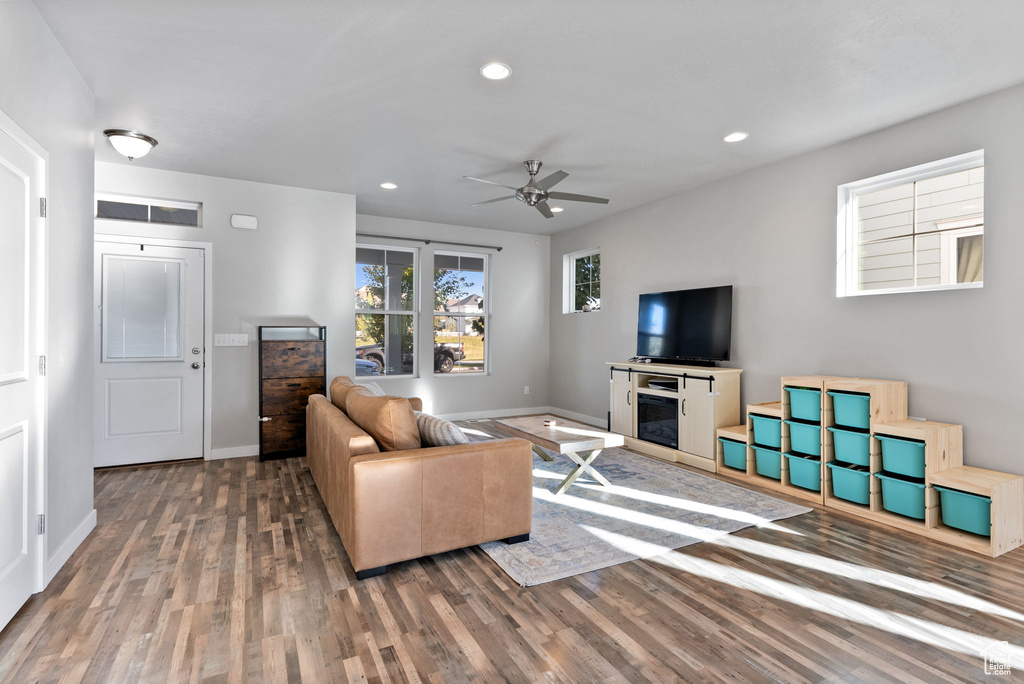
[636,285,732,362]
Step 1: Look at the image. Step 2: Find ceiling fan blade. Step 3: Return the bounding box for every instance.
[547,191,610,204]
[470,195,515,207]
[535,170,569,190]
[536,201,554,218]
[464,176,519,191]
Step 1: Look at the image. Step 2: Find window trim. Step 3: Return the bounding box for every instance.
[836,149,984,298]
[433,250,489,377]
[562,247,601,314]
[355,242,419,378]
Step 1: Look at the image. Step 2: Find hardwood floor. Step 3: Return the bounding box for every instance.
[1,451,1022,683]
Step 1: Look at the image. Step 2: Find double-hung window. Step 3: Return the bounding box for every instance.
[355,246,416,376]
[563,248,600,313]
[433,252,487,374]
[837,150,983,296]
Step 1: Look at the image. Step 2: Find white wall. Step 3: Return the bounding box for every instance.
[0,1,97,570]
[549,84,1024,473]
[355,215,551,417]
[95,163,355,454]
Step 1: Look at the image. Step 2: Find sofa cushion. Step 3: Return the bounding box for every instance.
[345,391,422,451]
[414,411,470,447]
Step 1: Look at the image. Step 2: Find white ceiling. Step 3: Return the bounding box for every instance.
[33,0,1024,235]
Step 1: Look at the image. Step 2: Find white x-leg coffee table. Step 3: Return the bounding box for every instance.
[494,415,625,495]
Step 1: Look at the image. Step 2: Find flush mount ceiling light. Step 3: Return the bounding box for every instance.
[550,206,564,213]
[480,62,511,80]
[103,129,158,160]
[722,131,749,143]
[380,182,398,189]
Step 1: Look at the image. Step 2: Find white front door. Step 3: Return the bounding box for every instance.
[94,242,205,467]
[0,117,45,630]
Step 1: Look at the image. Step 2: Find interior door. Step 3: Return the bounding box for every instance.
[94,242,205,467]
[679,380,716,459]
[0,119,44,630]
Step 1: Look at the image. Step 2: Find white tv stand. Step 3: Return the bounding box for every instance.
[608,361,742,472]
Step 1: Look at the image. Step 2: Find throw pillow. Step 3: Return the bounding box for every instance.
[345,391,422,451]
[362,381,386,396]
[414,411,470,447]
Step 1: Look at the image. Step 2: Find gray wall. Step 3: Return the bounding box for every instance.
[94,163,355,453]
[355,215,551,417]
[0,1,97,564]
[549,84,1024,473]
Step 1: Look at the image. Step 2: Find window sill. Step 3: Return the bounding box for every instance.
[839,281,983,298]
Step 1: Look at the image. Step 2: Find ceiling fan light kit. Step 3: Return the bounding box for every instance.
[465,160,609,218]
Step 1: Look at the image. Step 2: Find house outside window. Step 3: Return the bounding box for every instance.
[563,248,600,313]
[837,150,983,297]
[433,252,487,374]
[355,245,416,376]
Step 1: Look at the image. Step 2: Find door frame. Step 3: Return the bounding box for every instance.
[0,107,48,592]
[94,234,214,460]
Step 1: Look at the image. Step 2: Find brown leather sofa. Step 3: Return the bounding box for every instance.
[306,377,533,579]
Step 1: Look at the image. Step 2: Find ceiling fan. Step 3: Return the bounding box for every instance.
[465,160,609,218]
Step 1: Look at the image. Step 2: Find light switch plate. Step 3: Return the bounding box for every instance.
[214,334,230,347]
[229,334,249,346]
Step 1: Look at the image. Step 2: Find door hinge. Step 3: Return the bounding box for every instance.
[38,355,46,376]
[37,514,45,535]
[39,197,47,218]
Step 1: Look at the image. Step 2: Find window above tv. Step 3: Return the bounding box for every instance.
[836,150,983,297]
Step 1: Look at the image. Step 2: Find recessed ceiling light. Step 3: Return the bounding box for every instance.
[723,131,749,143]
[550,206,564,213]
[380,182,397,189]
[480,62,511,80]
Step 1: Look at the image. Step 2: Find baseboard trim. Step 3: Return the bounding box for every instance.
[438,406,604,427]
[209,445,259,460]
[44,508,97,586]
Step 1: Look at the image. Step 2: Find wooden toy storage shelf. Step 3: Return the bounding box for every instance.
[714,374,1024,557]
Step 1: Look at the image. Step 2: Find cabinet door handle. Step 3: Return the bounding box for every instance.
[681,398,686,416]
[626,390,631,406]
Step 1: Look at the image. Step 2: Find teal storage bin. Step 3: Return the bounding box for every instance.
[752,445,782,480]
[874,471,927,519]
[827,462,871,505]
[784,387,821,423]
[718,438,747,471]
[785,453,822,491]
[784,420,821,456]
[750,415,781,449]
[875,434,926,479]
[934,486,992,537]
[827,426,870,466]
[827,391,871,430]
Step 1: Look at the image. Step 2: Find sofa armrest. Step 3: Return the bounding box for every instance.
[347,438,533,571]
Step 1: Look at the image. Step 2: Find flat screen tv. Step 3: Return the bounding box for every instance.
[636,285,732,365]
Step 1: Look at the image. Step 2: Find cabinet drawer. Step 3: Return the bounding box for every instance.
[260,340,325,378]
[261,377,325,416]
[261,412,306,455]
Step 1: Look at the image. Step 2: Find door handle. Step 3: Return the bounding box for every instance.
[681,398,686,416]
[259,417,271,422]
[191,362,201,369]
[626,390,631,405]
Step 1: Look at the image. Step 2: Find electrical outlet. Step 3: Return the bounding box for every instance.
[524,385,530,395]
[214,334,230,346]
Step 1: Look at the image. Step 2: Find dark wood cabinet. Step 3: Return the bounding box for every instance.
[258,326,326,460]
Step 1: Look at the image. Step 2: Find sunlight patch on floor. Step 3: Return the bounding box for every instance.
[708,533,1024,624]
[586,526,1024,666]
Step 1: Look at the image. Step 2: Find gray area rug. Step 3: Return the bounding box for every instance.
[462,421,811,586]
